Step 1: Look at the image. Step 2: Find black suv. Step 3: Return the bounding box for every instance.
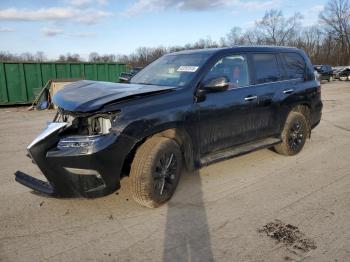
[314,64,334,81]
[16,46,322,208]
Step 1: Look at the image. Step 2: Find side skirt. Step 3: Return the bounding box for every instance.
[199,137,282,167]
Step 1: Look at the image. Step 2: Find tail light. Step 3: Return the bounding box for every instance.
[317,86,321,94]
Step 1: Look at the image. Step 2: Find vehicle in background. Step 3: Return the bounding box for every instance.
[119,67,143,83]
[333,67,344,79]
[333,66,347,79]
[337,66,350,81]
[15,46,322,208]
[314,65,334,82]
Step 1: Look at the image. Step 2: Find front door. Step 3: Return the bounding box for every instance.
[197,53,280,155]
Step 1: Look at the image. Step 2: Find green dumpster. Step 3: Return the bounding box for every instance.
[0,62,128,105]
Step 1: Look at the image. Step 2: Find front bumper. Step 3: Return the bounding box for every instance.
[15,123,137,198]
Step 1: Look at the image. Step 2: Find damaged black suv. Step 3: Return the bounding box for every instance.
[16,46,322,208]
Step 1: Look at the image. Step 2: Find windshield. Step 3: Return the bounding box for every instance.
[130,53,210,87]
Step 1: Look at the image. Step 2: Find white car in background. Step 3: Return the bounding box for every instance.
[338,66,350,81]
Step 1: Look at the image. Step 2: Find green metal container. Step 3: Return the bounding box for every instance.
[0,62,128,105]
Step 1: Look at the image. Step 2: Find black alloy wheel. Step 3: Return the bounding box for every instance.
[274,111,308,156]
[130,136,182,208]
[153,152,178,197]
[288,120,306,152]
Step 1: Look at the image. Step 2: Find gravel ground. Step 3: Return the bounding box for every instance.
[1,81,350,262]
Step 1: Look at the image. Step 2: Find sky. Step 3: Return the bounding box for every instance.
[0,0,328,59]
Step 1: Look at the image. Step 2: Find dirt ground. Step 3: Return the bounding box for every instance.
[1,81,350,262]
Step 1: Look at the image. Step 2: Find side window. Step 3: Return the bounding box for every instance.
[282,53,306,79]
[252,54,281,84]
[204,55,249,88]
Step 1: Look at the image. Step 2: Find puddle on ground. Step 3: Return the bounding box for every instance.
[258,219,317,256]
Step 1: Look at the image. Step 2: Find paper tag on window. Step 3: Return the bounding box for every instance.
[177,66,199,72]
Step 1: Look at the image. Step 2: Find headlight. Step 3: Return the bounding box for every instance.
[58,136,101,149]
[57,135,116,154]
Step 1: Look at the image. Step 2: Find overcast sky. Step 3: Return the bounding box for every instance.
[0,0,327,59]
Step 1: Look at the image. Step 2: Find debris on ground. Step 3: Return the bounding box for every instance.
[258,219,317,255]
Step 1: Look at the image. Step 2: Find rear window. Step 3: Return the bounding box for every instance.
[252,54,281,84]
[282,53,306,79]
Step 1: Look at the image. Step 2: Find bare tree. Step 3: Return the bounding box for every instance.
[220,27,246,46]
[89,52,117,62]
[254,9,303,46]
[34,51,46,62]
[0,51,47,62]
[57,54,67,62]
[296,26,323,62]
[0,51,19,61]
[67,53,81,62]
[20,52,35,61]
[192,37,219,49]
[242,28,264,45]
[89,52,100,62]
[320,0,350,65]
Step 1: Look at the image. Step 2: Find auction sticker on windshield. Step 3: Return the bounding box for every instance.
[177,66,199,72]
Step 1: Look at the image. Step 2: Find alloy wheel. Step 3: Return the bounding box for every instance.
[153,152,177,196]
[288,121,305,151]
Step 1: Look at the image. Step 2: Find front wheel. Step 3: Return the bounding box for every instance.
[274,112,308,156]
[130,136,182,208]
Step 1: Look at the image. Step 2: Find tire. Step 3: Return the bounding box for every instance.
[340,76,347,81]
[130,136,182,208]
[274,112,308,156]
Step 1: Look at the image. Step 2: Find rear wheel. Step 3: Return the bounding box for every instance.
[130,136,182,208]
[274,112,308,156]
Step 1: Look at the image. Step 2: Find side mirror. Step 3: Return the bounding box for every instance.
[200,76,230,93]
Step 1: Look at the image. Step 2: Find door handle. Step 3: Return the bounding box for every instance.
[244,95,258,102]
[283,89,294,94]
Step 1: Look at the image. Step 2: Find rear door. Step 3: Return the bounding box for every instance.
[279,51,315,116]
[249,53,284,139]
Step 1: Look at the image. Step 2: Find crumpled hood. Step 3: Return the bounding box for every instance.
[53,80,175,112]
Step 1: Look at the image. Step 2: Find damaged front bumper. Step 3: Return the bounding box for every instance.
[15,122,136,198]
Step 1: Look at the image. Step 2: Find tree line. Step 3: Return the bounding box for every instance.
[1,0,349,67]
